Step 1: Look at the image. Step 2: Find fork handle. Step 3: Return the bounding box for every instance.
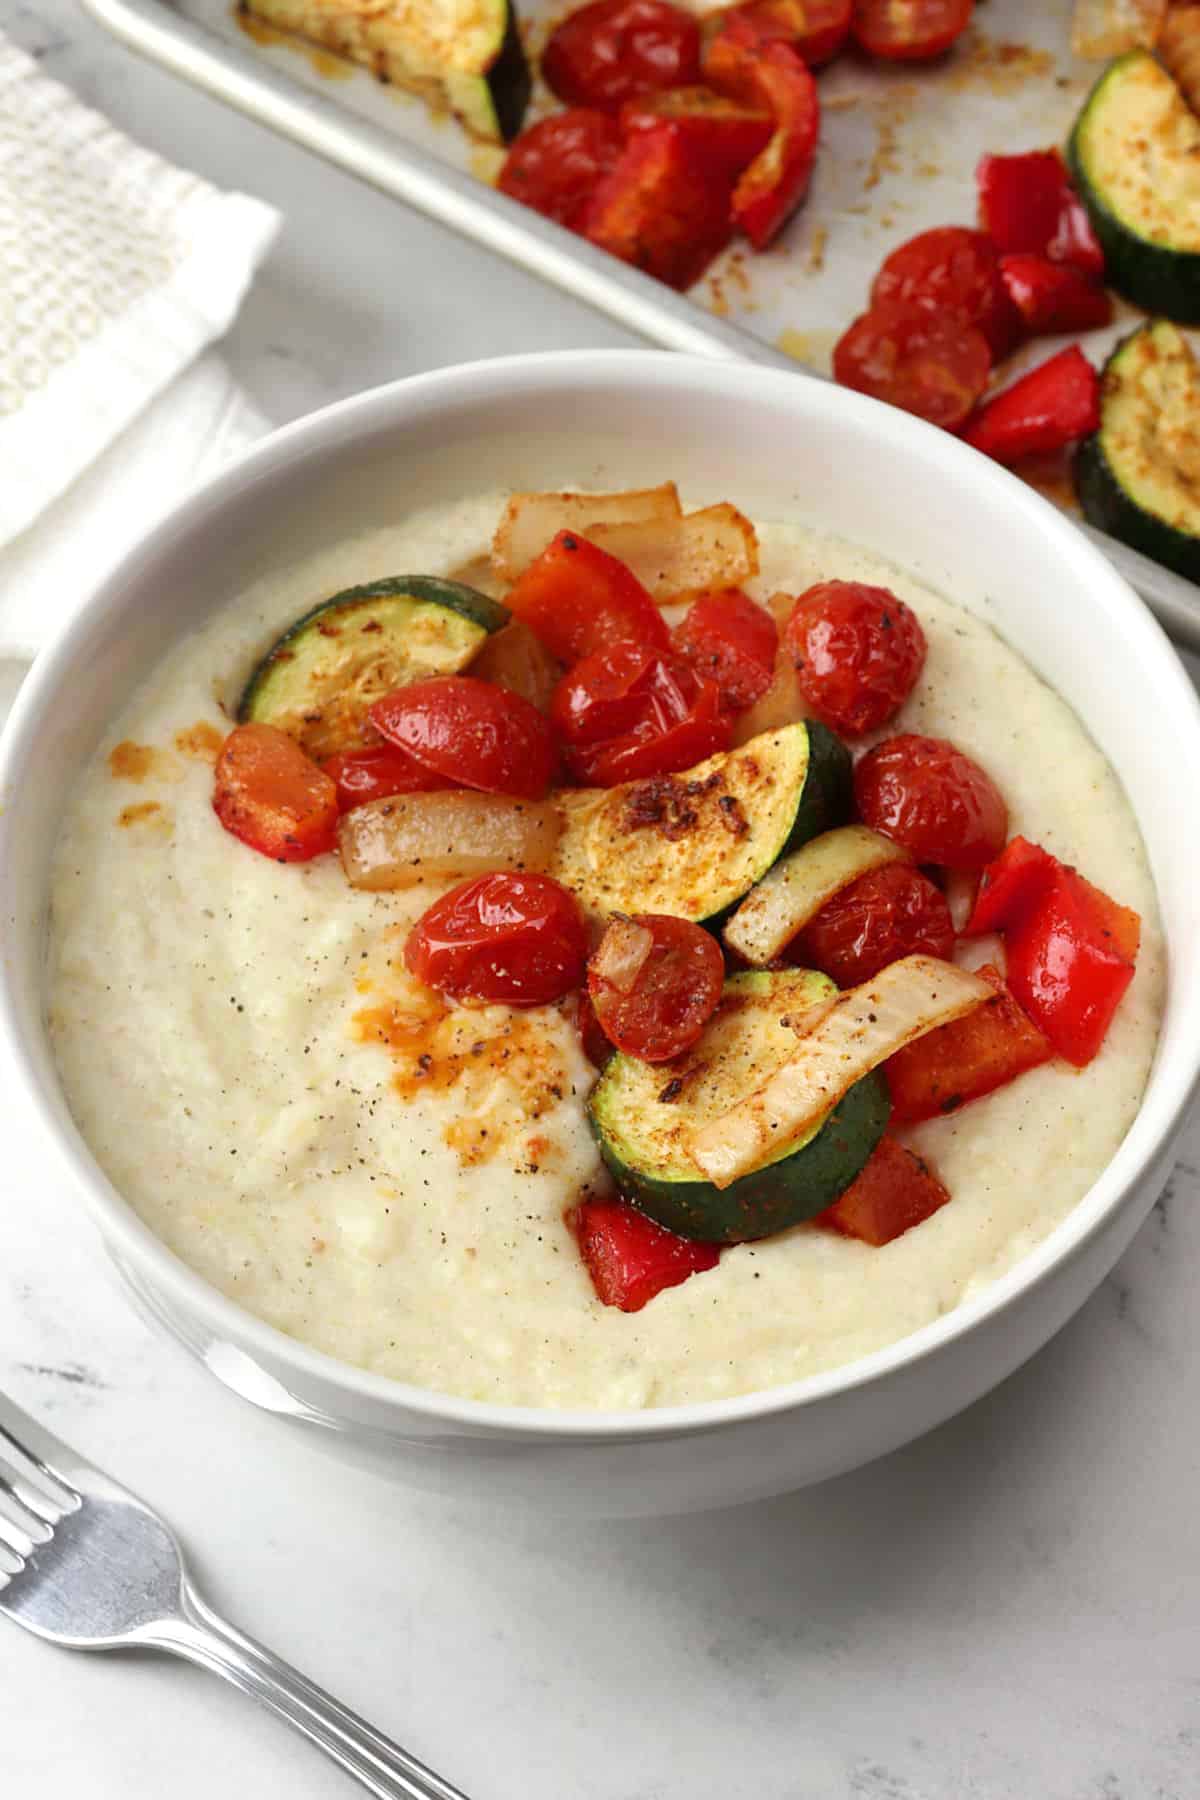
[142,1582,471,1800]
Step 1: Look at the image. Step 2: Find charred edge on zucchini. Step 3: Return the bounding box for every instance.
[238,576,509,760]
[588,969,891,1244]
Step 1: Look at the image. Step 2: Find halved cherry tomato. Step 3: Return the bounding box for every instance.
[790,861,954,987]
[703,36,820,249]
[542,0,702,112]
[871,226,1019,361]
[576,1198,720,1311]
[885,963,1051,1123]
[851,0,973,61]
[672,587,778,711]
[580,123,735,290]
[588,913,725,1061]
[854,733,1008,870]
[619,88,774,183]
[976,149,1104,276]
[817,1136,950,1246]
[715,0,853,67]
[998,255,1113,338]
[369,676,556,801]
[782,578,926,736]
[551,641,732,784]
[833,303,991,431]
[321,744,445,811]
[960,346,1100,466]
[498,109,625,230]
[404,872,588,1006]
[505,530,671,665]
[212,723,338,863]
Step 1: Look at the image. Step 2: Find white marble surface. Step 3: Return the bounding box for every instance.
[3,4,1200,1794]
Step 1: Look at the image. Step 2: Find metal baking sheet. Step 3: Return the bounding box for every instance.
[84,0,1102,370]
[78,0,1200,650]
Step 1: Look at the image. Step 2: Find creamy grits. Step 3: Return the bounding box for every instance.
[47,493,1164,1409]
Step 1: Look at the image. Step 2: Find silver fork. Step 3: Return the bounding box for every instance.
[0,1388,471,1800]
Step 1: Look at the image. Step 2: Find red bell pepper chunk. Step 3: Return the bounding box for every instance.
[966,837,1140,1067]
[703,36,820,250]
[715,0,852,68]
[976,148,1104,276]
[579,123,734,291]
[966,834,1055,935]
[818,1137,951,1247]
[885,963,1052,1124]
[576,1199,720,1311]
[212,723,339,863]
[961,346,1099,465]
[1005,867,1138,1067]
[619,88,774,183]
[505,529,670,665]
[999,254,1113,338]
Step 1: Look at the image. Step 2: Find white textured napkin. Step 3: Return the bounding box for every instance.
[0,36,279,671]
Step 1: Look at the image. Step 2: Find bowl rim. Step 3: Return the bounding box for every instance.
[4,346,1199,1440]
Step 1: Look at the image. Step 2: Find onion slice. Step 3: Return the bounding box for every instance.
[492,484,682,583]
[339,791,562,890]
[724,826,910,967]
[591,917,655,993]
[583,504,760,598]
[685,956,991,1189]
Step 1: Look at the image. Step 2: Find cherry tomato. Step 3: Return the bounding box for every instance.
[505,530,671,666]
[321,744,446,811]
[498,109,625,230]
[854,733,1008,870]
[851,0,973,61]
[576,991,617,1068]
[672,587,778,712]
[790,862,954,987]
[619,89,774,183]
[871,226,1019,360]
[369,676,556,801]
[576,1198,720,1311]
[404,873,588,1006]
[832,303,991,431]
[588,913,725,1061]
[212,723,338,863]
[551,641,733,785]
[717,0,852,67]
[542,0,702,113]
[782,579,926,737]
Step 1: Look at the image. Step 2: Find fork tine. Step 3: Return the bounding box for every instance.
[0,1391,82,1514]
[0,1538,24,1581]
[0,1474,53,1554]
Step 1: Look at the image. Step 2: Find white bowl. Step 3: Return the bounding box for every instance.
[3,351,1198,1518]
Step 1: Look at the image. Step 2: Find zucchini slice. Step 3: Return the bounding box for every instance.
[1068,51,1200,322]
[588,970,891,1244]
[552,722,853,925]
[1074,320,1200,580]
[242,0,531,143]
[238,577,509,761]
